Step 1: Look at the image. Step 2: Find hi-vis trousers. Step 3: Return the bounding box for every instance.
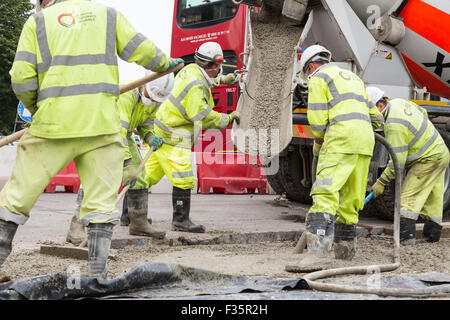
[400,153,450,225]
[308,152,372,225]
[0,131,124,226]
[145,144,195,190]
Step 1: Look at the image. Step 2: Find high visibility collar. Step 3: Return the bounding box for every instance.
[194,64,215,88]
[383,102,391,119]
[43,0,90,8]
[307,63,331,80]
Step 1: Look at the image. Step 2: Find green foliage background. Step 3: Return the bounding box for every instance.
[0,0,34,135]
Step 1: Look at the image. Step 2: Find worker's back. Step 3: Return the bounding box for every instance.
[385,99,447,165]
[10,0,169,140]
[307,64,379,156]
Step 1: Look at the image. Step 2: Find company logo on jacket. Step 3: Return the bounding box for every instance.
[58,13,76,28]
[403,104,413,116]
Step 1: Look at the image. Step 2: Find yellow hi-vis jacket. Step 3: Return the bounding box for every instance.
[307,64,384,156]
[10,0,169,139]
[379,98,448,184]
[117,87,161,160]
[154,63,232,149]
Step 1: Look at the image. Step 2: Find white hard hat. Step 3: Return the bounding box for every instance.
[195,42,225,65]
[144,71,174,102]
[299,45,332,79]
[366,86,385,105]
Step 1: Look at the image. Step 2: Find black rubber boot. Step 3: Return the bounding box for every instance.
[0,219,19,277]
[400,217,416,246]
[333,223,356,260]
[422,220,442,243]
[121,190,152,226]
[128,188,165,238]
[87,223,114,280]
[120,194,130,226]
[305,212,334,253]
[172,187,205,233]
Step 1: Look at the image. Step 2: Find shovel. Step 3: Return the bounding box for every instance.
[114,145,155,206]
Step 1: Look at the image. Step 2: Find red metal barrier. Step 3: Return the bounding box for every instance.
[196,152,267,194]
[45,161,80,193]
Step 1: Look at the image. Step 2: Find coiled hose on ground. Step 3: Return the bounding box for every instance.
[303,133,450,298]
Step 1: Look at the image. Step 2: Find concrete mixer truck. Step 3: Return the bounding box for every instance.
[232,0,450,219]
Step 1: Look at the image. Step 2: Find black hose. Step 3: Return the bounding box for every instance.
[311,155,318,184]
[373,132,402,256]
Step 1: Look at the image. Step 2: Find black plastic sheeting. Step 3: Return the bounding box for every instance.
[0,262,449,300]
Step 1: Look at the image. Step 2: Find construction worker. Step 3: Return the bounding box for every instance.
[145,41,240,233]
[0,0,183,280]
[298,45,384,260]
[66,72,175,246]
[367,87,450,245]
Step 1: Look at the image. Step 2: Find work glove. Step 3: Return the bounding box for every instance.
[371,179,386,198]
[122,160,138,188]
[168,58,184,70]
[127,134,142,161]
[313,141,322,157]
[220,73,239,86]
[230,111,240,125]
[145,133,165,151]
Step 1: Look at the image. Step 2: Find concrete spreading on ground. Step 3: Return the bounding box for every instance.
[3,237,449,282]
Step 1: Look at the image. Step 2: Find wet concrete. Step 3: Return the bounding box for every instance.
[11,193,307,251]
[10,191,448,253]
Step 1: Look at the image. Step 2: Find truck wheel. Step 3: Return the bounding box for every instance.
[265,163,286,195]
[360,194,382,218]
[437,128,450,218]
[373,128,450,220]
[279,145,312,204]
[372,181,396,221]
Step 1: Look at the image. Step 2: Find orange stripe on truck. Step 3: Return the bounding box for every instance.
[399,0,450,52]
[402,53,450,99]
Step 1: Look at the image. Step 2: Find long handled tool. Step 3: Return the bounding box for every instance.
[364,191,374,207]
[0,63,184,148]
[114,146,154,206]
[0,130,27,148]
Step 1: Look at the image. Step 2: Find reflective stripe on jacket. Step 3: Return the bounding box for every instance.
[154,63,231,149]
[379,98,448,183]
[118,87,161,159]
[10,0,169,139]
[307,64,384,156]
